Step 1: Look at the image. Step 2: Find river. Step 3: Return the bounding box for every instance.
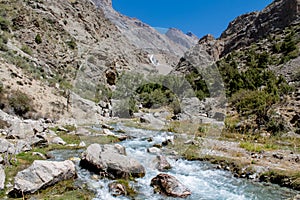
[50,124,297,200]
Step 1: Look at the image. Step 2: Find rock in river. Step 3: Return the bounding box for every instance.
[8,160,76,197]
[80,144,145,179]
[151,173,191,198]
[155,155,172,171]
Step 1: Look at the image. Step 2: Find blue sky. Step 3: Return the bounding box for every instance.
[113,0,273,38]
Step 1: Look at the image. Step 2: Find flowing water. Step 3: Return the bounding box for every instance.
[50,124,298,200]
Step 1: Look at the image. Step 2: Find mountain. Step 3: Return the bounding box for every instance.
[165,28,199,49]
[174,0,300,135]
[91,0,198,68]
[0,0,198,122]
[220,0,300,55]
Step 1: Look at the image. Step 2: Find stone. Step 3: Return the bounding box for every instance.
[80,144,145,179]
[29,135,48,148]
[32,152,47,160]
[0,138,15,154]
[76,127,91,136]
[14,140,32,154]
[0,165,5,190]
[150,173,191,198]
[140,114,165,129]
[108,181,127,197]
[8,160,76,197]
[51,137,67,145]
[79,141,86,147]
[155,155,172,171]
[147,147,161,155]
[102,123,114,130]
[103,128,115,136]
[0,155,3,164]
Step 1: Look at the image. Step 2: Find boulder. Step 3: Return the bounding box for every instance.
[8,160,76,197]
[147,147,161,155]
[0,165,5,190]
[0,138,15,154]
[80,144,145,179]
[103,128,115,136]
[79,141,86,147]
[151,173,191,198]
[108,181,127,196]
[0,155,3,164]
[7,120,45,139]
[155,156,172,171]
[102,123,114,130]
[14,140,32,154]
[103,129,128,141]
[50,137,67,145]
[29,135,48,148]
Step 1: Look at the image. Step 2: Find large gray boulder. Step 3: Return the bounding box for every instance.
[0,138,15,154]
[8,160,76,197]
[80,144,145,179]
[0,165,5,190]
[151,173,191,198]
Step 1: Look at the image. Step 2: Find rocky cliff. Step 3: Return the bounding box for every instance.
[220,0,300,55]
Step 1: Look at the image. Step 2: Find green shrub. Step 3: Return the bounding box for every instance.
[230,90,275,117]
[0,34,8,51]
[35,34,42,44]
[21,44,33,55]
[185,71,210,100]
[66,39,76,49]
[8,90,33,117]
[0,16,10,32]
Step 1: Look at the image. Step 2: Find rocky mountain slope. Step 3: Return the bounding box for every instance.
[173,0,300,135]
[220,0,300,55]
[92,0,198,68]
[0,0,197,123]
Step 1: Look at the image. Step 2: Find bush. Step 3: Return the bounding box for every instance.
[66,39,76,49]
[230,90,275,117]
[185,71,210,100]
[35,34,42,44]
[0,34,8,51]
[8,90,33,117]
[21,45,33,55]
[0,16,10,32]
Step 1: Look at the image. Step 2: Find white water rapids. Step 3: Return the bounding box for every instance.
[50,124,298,200]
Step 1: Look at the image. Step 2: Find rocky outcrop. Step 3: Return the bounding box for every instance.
[220,0,300,55]
[8,160,76,197]
[174,35,223,74]
[80,144,145,179]
[150,173,191,198]
[0,165,5,190]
